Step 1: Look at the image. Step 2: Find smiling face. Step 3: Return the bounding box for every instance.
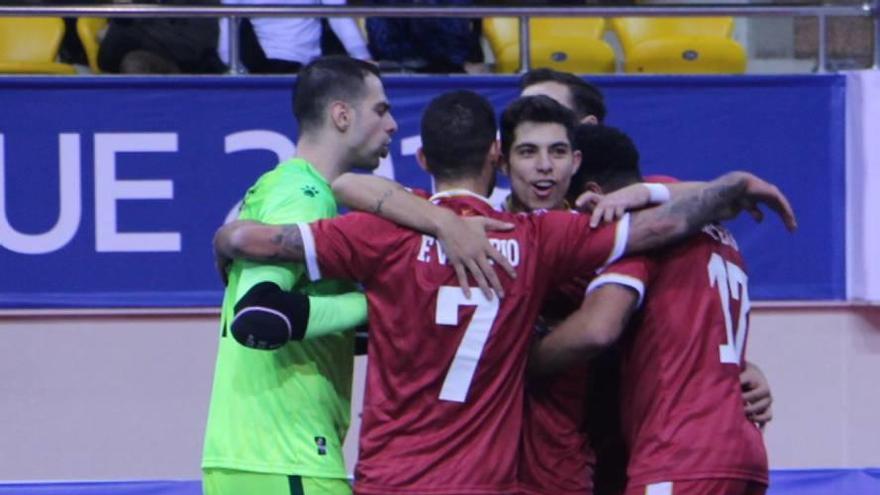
[502,121,581,211]
[346,73,398,170]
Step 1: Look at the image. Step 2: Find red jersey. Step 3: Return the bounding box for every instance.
[518,280,596,495]
[503,196,598,495]
[518,278,630,495]
[590,224,769,488]
[299,190,629,495]
[518,176,683,495]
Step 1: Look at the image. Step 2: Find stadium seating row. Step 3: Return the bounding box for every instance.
[0,16,745,75]
[485,17,746,74]
[0,17,105,74]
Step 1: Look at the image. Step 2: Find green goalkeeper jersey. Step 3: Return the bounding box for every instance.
[202,158,363,479]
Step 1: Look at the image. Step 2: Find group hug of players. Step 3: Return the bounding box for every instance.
[201,55,793,495]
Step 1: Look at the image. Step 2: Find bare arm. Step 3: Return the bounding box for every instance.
[528,284,639,377]
[333,173,517,298]
[624,171,797,255]
[577,181,705,227]
[213,220,305,265]
[332,173,455,236]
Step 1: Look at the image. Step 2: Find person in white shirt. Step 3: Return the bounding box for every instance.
[219,0,371,73]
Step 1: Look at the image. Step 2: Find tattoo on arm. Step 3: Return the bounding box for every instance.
[268,225,305,262]
[372,188,395,215]
[628,174,745,253]
[669,176,744,233]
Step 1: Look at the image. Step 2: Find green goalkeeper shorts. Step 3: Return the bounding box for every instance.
[203,468,352,495]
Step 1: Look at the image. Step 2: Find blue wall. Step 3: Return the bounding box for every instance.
[0,75,846,307]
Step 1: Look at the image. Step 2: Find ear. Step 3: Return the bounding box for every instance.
[571,149,582,175]
[487,140,501,171]
[497,143,511,176]
[584,181,604,194]
[329,101,351,132]
[581,115,599,125]
[415,147,429,173]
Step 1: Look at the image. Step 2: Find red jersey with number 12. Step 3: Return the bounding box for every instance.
[590,224,768,488]
[299,191,628,495]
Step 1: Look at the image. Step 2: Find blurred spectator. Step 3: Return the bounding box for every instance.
[365,0,486,73]
[98,0,225,74]
[59,18,88,67]
[218,0,371,74]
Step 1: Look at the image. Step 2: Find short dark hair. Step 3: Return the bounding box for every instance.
[568,125,643,200]
[500,95,578,158]
[421,90,498,181]
[520,68,607,123]
[293,55,381,132]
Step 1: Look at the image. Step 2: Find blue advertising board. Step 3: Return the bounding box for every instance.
[0,75,846,307]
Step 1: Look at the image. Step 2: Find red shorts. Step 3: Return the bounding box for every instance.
[625,480,766,495]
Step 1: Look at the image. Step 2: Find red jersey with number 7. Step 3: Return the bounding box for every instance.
[297,191,629,495]
[588,223,769,488]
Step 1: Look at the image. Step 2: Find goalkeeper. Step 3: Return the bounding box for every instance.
[201,56,392,495]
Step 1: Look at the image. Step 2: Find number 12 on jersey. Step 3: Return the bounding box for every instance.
[708,253,751,366]
[435,287,500,403]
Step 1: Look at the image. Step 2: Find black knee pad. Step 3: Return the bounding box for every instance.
[231,282,309,350]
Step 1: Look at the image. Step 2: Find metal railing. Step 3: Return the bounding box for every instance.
[0,3,876,73]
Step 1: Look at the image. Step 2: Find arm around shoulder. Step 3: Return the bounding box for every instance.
[332,173,456,236]
[528,284,639,377]
[214,220,306,264]
[623,171,798,256]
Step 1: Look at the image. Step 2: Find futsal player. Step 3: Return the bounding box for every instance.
[520,67,607,126]
[514,69,773,495]
[201,56,396,495]
[531,125,771,495]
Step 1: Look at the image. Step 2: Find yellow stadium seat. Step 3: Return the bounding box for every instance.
[484,17,615,74]
[610,17,746,74]
[0,17,76,74]
[77,17,107,73]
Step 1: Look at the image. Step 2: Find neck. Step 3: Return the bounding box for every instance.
[295,132,350,183]
[510,194,534,213]
[434,176,491,198]
[507,194,567,214]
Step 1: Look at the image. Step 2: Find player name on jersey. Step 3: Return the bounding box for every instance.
[416,235,522,267]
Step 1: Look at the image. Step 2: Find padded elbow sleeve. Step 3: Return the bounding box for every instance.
[231,282,310,350]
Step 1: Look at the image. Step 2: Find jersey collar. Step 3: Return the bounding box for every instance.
[429,189,495,209]
[502,193,571,213]
[282,157,331,188]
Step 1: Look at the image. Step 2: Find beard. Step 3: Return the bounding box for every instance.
[350,147,384,171]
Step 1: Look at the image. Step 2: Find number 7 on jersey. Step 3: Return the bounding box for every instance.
[435,286,500,403]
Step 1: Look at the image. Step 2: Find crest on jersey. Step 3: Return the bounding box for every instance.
[302,185,319,198]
